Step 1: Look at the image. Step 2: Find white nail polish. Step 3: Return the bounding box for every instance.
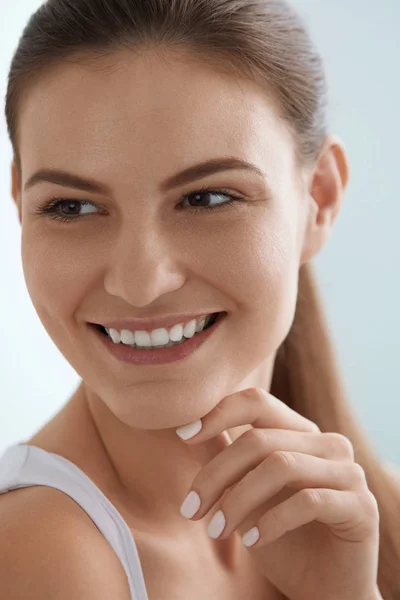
[176,419,202,440]
[180,491,201,518]
[208,510,226,539]
[242,527,260,547]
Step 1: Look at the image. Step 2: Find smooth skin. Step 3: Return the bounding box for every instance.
[6,47,381,598]
[176,387,382,600]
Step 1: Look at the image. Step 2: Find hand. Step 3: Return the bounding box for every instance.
[176,388,380,600]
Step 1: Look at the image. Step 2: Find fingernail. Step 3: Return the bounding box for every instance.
[242,527,260,547]
[180,490,201,518]
[208,510,226,539]
[176,419,202,440]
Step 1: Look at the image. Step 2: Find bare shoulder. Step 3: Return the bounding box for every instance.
[0,486,131,599]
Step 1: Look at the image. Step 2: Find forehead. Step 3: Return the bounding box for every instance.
[17,49,295,185]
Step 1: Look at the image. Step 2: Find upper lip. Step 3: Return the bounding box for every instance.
[94,311,223,333]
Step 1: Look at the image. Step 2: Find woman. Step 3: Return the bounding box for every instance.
[0,0,398,598]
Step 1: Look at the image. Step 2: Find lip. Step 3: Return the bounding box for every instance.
[89,312,227,366]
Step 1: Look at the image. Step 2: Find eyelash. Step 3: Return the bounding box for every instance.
[34,186,243,224]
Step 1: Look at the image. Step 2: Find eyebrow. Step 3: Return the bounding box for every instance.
[23,157,267,195]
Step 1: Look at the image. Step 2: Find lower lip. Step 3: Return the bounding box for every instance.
[89,313,226,365]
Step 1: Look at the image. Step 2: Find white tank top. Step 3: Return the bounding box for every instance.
[0,443,149,600]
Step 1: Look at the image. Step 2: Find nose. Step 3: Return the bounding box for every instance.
[103,223,185,307]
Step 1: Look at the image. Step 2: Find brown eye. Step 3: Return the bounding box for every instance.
[181,188,241,211]
[58,200,82,216]
[35,198,100,223]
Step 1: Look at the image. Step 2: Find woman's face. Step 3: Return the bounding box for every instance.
[13,49,320,428]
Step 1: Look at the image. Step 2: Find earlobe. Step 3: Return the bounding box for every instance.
[299,135,350,265]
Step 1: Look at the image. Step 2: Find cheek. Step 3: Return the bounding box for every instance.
[20,209,299,353]
[21,228,92,327]
[210,218,298,307]
[209,217,299,350]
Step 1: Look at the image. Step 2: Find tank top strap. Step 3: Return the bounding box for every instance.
[0,443,148,600]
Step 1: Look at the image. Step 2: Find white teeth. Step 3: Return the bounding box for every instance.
[105,313,219,349]
[109,328,121,344]
[120,329,135,345]
[183,319,197,339]
[169,323,183,342]
[135,330,152,347]
[150,328,170,347]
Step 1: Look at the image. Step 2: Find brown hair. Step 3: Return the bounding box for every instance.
[5,1,400,597]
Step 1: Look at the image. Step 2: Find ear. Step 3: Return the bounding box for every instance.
[11,160,22,225]
[300,134,350,265]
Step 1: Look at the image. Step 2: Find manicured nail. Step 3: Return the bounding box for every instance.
[207,510,226,539]
[176,419,202,440]
[242,527,260,547]
[180,490,201,518]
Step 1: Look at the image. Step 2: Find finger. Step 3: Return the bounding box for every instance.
[203,454,368,538]
[243,487,379,548]
[176,387,320,444]
[185,431,356,522]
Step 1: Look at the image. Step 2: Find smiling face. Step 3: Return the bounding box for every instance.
[11,48,328,428]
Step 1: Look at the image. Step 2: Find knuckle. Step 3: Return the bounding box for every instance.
[302,488,324,507]
[354,489,380,529]
[214,400,226,418]
[241,427,267,446]
[309,422,321,433]
[324,432,355,460]
[242,387,268,410]
[352,463,367,485]
[242,387,264,400]
[304,419,321,433]
[364,490,380,517]
[269,450,297,471]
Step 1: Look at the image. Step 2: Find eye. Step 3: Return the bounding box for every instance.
[34,198,101,223]
[65,200,97,215]
[34,186,243,224]
[179,187,243,212]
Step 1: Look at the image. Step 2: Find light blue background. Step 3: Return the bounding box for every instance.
[1,1,399,470]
